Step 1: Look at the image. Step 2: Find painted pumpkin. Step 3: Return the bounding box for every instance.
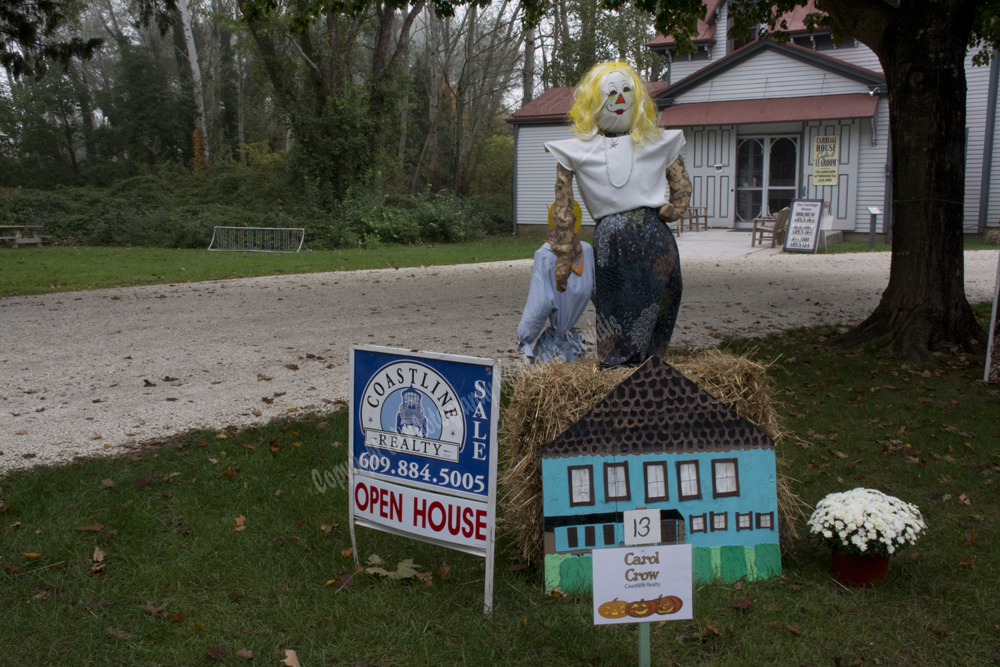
[657,595,683,615]
[598,598,628,619]
[626,599,657,618]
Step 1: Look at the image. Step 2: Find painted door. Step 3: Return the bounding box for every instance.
[735,136,800,228]
[804,120,860,231]
[683,126,737,227]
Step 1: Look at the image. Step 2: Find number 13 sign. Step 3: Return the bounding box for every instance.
[624,509,661,546]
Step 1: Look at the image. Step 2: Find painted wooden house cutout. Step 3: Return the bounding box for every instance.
[542,355,781,593]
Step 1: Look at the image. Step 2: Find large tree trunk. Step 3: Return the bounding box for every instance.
[178,0,209,167]
[822,0,986,359]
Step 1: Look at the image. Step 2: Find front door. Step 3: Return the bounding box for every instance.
[735,136,800,228]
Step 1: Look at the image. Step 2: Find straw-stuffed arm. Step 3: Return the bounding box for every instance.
[659,155,692,223]
[551,163,577,293]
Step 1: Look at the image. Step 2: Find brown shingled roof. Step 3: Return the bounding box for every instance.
[541,355,775,459]
[646,0,722,48]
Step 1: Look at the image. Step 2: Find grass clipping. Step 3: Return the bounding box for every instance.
[499,350,807,566]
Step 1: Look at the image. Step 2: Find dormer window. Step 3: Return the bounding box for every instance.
[791,32,856,51]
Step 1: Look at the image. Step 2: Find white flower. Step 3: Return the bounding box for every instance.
[806,487,925,556]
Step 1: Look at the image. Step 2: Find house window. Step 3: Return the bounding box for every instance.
[584,526,596,547]
[712,459,740,498]
[756,512,775,530]
[568,466,594,506]
[736,512,753,531]
[689,514,707,533]
[676,461,702,500]
[644,462,668,502]
[603,524,616,545]
[603,462,630,501]
[711,511,727,532]
[566,527,579,548]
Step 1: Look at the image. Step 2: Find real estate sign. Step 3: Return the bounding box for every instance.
[813,135,840,185]
[592,545,694,625]
[349,346,500,612]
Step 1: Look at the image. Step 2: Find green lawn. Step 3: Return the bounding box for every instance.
[2,310,998,665]
[0,237,542,297]
[817,235,996,254]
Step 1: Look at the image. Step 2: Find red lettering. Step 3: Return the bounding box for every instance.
[354,482,368,512]
[369,486,380,515]
[379,489,388,519]
[475,509,487,541]
[447,504,461,536]
[390,491,402,523]
[413,498,427,528]
[429,501,446,532]
[462,507,474,538]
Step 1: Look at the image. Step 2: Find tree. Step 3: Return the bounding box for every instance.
[585,0,995,358]
[1,0,103,79]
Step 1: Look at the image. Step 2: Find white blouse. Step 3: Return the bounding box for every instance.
[544,130,686,221]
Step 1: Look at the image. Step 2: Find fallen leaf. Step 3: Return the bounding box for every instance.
[106,627,133,640]
[206,645,227,660]
[320,524,333,534]
[143,602,166,616]
[317,421,328,429]
[281,649,301,667]
[235,648,253,660]
[927,627,947,638]
[959,557,978,567]
[257,374,272,381]
[100,479,116,488]
[939,474,952,484]
[285,364,299,371]
[22,553,41,559]
[89,562,105,575]
[968,515,985,522]
[341,546,353,558]
[326,571,353,590]
[144,379,156,387]
[208,458,218,465]
[135,475,150,487]
[788,584,802,591]
[416,571,433,587]
[2,564,20,574]
[234,515,246,532]
[223,467,237,479]
[231,592,244,601]
[700,622,720,640]
[730,595,752,610]
[76,523,104,532]
[163,611,186,622]
[959,494,971,506]
[439,564,451,580]
[216,434,227,440]
[15,430,27,435]
[287,408,298,413]
[965,529,976,546]
[787,624,801,637]
[92,546,106,563]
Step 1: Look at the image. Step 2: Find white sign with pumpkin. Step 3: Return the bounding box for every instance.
[592,544,693,625]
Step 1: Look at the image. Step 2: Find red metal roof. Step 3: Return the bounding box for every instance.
[658,93,878,127]
[646,0,722,47]
[507,81,673,123]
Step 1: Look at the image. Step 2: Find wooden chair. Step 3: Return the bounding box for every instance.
[751,207,790,247]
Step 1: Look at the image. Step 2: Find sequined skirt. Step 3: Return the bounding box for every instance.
[594,206,682,367]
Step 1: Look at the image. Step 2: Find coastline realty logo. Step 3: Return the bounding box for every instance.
[359,360,467,464]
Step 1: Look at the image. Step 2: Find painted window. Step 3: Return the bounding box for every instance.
[756,512,775,530]
[677,460,702,500]
[711,511,728,532]
[643,462,668,502]
[689,514,707,533]
[568,465,594,506]
[712,459,740,498]
[584,526,596,547]
[603,524,616,545]
[566,526,579,548]
[604,462,630,501]
[736,511,753,531]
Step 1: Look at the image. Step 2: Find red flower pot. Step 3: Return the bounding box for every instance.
[831,548,890,587]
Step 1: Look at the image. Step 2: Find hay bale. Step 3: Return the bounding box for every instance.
[499,351,808,565]
[985,228,1000,245]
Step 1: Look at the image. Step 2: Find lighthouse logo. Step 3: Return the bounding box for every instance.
[359,360,466,463]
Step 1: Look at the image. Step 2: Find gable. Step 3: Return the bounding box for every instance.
[657,41,884,106]
[541,356,775,459]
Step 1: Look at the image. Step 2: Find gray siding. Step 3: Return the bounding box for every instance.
[853,96,890,233]
[673,50,871,103]
[514,124,594,229]
[821,43,883,74]
[666,1,727,84]
[965,47,994,231]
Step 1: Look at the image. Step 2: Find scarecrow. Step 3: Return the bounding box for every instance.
[517,200,595,363]
[545,61,691,367]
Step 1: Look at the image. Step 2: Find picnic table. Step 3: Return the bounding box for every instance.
[0,225,46,248]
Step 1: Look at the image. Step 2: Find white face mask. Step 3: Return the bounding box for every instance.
[597,71,635,134]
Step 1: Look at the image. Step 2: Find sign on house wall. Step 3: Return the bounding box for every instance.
[812,135,840,185]
[349,346,500,612]
[592,545,693,625]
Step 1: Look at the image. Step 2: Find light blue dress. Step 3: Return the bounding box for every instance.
[517,241,596,363]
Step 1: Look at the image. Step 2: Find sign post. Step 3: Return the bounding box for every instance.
[866,206,883,250]
[348,346,500,613]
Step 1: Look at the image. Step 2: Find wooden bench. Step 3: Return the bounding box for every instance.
[0,225,46,248]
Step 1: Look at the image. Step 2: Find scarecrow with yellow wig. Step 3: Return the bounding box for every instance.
[545,61,691,367]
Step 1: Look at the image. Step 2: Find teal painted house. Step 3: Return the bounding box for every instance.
[541,356,781,593]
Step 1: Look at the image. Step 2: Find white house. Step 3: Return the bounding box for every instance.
[507,0,1000,238]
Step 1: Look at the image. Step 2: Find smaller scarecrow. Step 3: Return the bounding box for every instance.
[545,61,691,367]
[517,201,595,363]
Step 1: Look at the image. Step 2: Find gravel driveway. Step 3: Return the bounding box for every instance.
[2,244,997,474]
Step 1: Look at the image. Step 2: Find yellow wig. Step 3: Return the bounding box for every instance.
[568,61,661,145]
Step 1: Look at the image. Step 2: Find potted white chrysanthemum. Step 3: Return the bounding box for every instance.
[807,487,926,586]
